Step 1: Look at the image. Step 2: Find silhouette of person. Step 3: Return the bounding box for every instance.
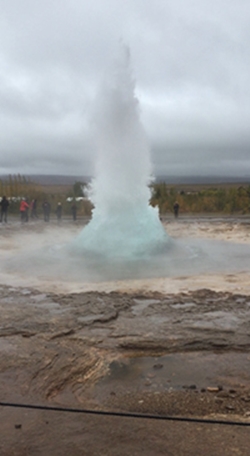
[56,202,62,222]
[20,198,29,223]
[42,201,51,222]
[30,199,38,218]
[0,196,10,223]
[71,203,77,221]
[173,201,180,219]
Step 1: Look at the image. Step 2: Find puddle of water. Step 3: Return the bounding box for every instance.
[170,302,196,310]
[132,299,160,316]
[94,352,250,398]
[78,314,104,323]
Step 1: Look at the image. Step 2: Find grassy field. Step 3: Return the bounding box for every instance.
[151,181,250,214]
[1,174,250,215]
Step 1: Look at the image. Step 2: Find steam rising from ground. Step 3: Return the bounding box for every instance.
[1,222,250,294]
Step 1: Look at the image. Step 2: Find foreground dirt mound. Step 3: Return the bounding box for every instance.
[0,286,250,403]
[1,285,250,455]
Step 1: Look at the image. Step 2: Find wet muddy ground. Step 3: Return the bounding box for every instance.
[1,285,250,454]
[1,217,250,454]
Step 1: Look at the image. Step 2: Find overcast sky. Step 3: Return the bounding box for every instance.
[0,0,250,178]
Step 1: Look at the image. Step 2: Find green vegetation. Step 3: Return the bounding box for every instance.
[1,175,250,217]
[150,182,250,214]
[0,175,93,217]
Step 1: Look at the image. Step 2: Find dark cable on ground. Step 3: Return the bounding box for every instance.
[1,401,250,427]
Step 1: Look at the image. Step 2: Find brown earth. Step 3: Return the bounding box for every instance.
[0,284,250,455]
[0,217,250,454]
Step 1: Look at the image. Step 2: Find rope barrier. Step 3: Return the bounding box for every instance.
[1,401,250,427]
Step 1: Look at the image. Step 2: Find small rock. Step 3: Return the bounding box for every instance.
[215,398,224,404]
[14,424,22,429]
[225,405,235,411]
[207,387,220,393]
[153,363,163,370]
[33,294,47,302]
[21,289,31,295]
[189,384,197,390]
[217,391,231,398]
[182,384,197,390]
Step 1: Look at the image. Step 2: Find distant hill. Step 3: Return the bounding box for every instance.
[154,175,250,185]
[0,175,91,185]
[32,174,249,186]
[0,174,249,186]
[29,175,92,185]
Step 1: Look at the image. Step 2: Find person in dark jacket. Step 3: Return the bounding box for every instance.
[56,202,62,222]
[71,203,77,221]
[173,201,180,219]
[42,201,51,222]
[30,199,38,219]
[0,196,10,223]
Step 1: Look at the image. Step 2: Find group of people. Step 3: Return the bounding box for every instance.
[20,199,76,223]
[1,195,180,223]
[0,196,78,223]
[20,198,39,222]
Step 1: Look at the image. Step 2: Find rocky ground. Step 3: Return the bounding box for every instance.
[0,216,250,454]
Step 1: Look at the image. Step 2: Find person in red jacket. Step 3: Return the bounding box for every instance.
[20,199,29,223]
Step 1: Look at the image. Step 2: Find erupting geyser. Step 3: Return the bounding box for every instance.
[3,48,250,287]
[74,46,168,259]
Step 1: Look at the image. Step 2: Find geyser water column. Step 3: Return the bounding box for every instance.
[74,46,168,259]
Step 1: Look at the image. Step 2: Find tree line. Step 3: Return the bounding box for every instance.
[1,174,250,216]
[0,175,92,216]
[150,183,250,214]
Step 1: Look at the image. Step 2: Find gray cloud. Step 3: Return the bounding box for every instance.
[0,0,250,178]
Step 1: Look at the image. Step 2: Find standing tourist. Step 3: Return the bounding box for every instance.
[42,201,51,222]
[30,199,38,218]
[20,198,29,223]
[0,196,10,223]
[56,202,62,222]
[173,201,180,219]
[71,203,77,221]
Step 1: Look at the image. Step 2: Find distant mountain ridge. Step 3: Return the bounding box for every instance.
[0,174,249,186]
[0,175,91,185]
[154,175,250,185]
[29,175,92,185]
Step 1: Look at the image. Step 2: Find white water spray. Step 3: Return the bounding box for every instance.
[74,46,168,259]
